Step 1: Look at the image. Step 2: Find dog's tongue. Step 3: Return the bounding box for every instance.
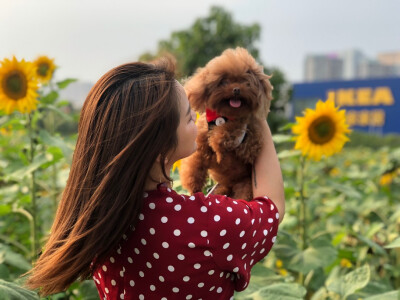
[229,98,241,108]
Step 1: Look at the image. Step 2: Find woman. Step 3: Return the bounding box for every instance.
[26,57,285,299]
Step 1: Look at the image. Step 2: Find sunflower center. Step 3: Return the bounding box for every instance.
[2,70,28,100]
[308,116,336,144]
[37,63,49,76]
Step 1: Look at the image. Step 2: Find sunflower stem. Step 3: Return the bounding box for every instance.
[27,112,39,259]
[49,79,59,213]
[298,155,307,285]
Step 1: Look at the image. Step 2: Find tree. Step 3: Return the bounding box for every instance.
[139,6,260,77]
[139,6,291,132]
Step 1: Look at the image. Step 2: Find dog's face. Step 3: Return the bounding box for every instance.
[185,47,273,119]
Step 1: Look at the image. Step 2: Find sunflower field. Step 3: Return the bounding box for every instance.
[0,56,399,300]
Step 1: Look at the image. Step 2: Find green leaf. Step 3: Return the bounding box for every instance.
[0,264,10,280]
[310,287,329,300]
[272,134,293,144]
[384,237,400,249]
[366,223,385,238]
[256,283,307,300]
[56,100,71,108]
[0,116,27,129]
[40,90,59,104]
[332,232,347,246]
[4,153,48,181]
[39,130,73,159]
[38,147,64,169]
[0,279,38,300]
[234,265,284,299]
[364,290,399,300]
[289,245,337,274]
[327,264,370,299]
[77,280,99,300]
[355,233,387,256]
[56,78,77,89]
[250,263,276,278]
[277,150,302,159]
[0,185,19,198]
[45,105,73,122]
[278,122,295,132]
[309,232,334,248]
[0,205,11,216]
[328,181,362,199]
[0,244,32,271]
[360,281,398,298]
[337,248,356,261]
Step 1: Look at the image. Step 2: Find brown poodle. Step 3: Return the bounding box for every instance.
[179,47,274,200]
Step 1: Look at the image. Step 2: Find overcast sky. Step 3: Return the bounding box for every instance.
[1,0,399,84]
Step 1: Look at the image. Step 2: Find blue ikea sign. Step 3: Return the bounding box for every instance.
[292,77,400,134]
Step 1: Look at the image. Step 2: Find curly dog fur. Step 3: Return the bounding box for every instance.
[179,47,273,200]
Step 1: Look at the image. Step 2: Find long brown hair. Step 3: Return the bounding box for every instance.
[25,57,180,296]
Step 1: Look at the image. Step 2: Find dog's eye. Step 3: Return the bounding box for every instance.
[219,79,228,86]
[246,70,252,74]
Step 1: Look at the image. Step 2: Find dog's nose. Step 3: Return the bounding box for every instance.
[233,87,240,96]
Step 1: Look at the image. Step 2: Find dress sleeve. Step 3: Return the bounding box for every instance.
[196,192,280,291]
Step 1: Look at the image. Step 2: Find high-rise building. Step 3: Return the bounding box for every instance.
[378,51,400,65]
[340,49,366,79]
[304,54,343,82]
[303,49,400,82]
[358,59,394,79]
[378,51,400,76]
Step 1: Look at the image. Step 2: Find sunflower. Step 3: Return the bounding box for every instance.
[33,55,56,83]
[172,160,181,172]
[0,56,39,114]
[292,99,351,161]
[379,171,396,186]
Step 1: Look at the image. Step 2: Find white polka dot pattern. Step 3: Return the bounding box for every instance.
[91,185,279,299]
[205,193,279,292]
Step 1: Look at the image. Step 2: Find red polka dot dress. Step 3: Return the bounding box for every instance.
[92,184,279,300]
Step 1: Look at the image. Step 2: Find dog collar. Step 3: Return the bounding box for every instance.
[205,108,247,146]
[206,108,235,130]
[206,108,235,122]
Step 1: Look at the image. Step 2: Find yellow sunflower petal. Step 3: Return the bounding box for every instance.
[0,56,39,114]
[379,172,395,186]
[33,55,56,83]
[172,160,181,172]
[292,98,351,161]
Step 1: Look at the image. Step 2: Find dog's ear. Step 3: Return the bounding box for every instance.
[261,73,273,101]
[184,68,208,113]
[259,72,274,116]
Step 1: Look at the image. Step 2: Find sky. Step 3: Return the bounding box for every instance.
[1,0,399,84]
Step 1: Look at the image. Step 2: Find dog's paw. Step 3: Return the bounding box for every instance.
[223,130,247,150]
[216,151,223,164]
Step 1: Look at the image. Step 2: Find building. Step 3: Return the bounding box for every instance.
[378,51,400,66]
[292,77,400,135]
[341,49,366,80]
[304,54,343,82]
[378,51,400,76]
[303,49,400,82]
[358,59,394,79]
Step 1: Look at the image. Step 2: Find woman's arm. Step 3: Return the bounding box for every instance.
[252,119,285,223]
